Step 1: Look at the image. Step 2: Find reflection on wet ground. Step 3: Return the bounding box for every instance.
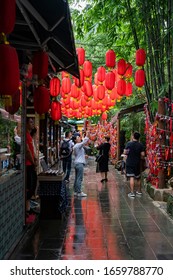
[10,158,173,260]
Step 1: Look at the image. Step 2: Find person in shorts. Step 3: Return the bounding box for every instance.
[124,131,145,198]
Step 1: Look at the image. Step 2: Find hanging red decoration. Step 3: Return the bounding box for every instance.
[81,95,87,107]
[51,101,61,121]
[73,69,84,87]
[97,66,106,83]
[32,51,48,79]
[105,50,116,68]
[50,77,60,97]
[135,69,145,88]
[101,112,107,120]
[105,71,115,90]
[34,86,50,114]
[62,77,71,94]
[0,44,20,95]
[94,73,99,86]
[76,47,85,66]
[125,82,133,96]
[61,71,69,79]
[125,63,133,78]
[83,60,92,77]
[117,59,126,76]
[109,87,117,100]
[117,79,126,96]
[71,83,80,99]
[97,85,105,100]
[0,0,16,34]
[5,89,20,115]
[136,48,146,66]
[84,81,93,97]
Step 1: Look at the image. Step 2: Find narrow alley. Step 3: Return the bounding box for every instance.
[10,158,173,260]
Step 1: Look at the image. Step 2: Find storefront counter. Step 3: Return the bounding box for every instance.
[0,171,24,259]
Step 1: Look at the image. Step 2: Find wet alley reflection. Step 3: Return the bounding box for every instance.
[9,160,173,260]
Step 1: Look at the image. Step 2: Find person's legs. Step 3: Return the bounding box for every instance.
[129,177,135,193]
[64,158,72,181]
[62,159,67,174]
[136,178,142,194]
[73,165,78,193]
[75,163,84,193]
[101,172,105,181]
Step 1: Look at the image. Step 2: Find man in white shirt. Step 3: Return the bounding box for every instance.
[73,131,90,197]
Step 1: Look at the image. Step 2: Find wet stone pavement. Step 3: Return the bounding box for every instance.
[10,157,173,260]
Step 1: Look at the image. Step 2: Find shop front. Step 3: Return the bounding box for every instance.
[0,0,79,259]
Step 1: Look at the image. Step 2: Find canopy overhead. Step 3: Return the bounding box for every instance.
[9,0,79,78]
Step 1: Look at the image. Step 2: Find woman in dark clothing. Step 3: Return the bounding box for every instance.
[96,136,111,182]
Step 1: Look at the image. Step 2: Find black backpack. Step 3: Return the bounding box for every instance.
[60,139,71,157]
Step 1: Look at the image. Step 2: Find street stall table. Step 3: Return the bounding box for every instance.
[37,171,68,219]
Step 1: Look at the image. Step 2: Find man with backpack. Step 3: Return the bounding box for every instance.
[60,131,74,183]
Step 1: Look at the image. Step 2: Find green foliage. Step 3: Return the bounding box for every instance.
[70,0,173,119]
[0,114,16,148]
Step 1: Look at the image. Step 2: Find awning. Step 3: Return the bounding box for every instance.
[8,0,79,78]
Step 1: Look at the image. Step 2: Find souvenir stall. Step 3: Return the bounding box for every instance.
[0,0,79,259]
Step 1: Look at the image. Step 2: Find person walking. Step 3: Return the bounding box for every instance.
[96,136,111,182]
[60,131,74,183]
[124,131,145,198]
[73,131,90,197]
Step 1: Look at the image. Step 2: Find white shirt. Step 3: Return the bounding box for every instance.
[73,137,89,165]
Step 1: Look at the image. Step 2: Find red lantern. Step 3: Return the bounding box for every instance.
[105,71,115,90]
[32,51,48,79]
[97,85,105,100]
[76,47,85,66]
[0,44,19,95]
[125,82,133,96]
[61,71,69,79]
[51,101,61,121]
[125,63,133,78]
[136,49,146,66]
[94,73,99,86]
[71,83,80,99]
[34,86,50,114]
[62,77,71,94]
[97,66,106,83]
[0,0,16,34]
[135,69,145,87]
[81,95,87,107]
[101,112,107,120]
[50,77,60,97]
[117,59,126,76]
[5,89,20,115]
[83,60,92,77]
[73,69,84,87]
[117,79,126,96]
[84,81,93,97]
[105,50,116,68]
[109,87,117,100]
